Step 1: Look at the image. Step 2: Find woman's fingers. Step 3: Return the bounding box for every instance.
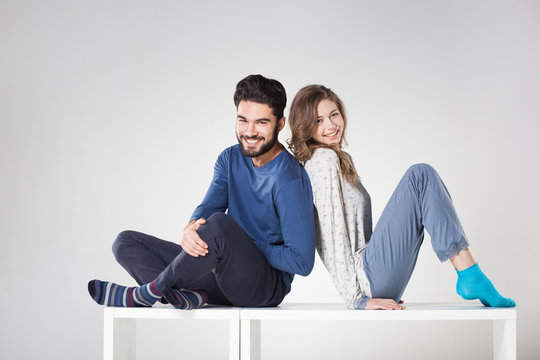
[366,298,406,310]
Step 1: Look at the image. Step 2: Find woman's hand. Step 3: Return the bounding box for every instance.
[180,218,209,257]
[365,298,405,310]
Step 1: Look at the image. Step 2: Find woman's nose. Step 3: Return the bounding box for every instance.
[325,117,337,129]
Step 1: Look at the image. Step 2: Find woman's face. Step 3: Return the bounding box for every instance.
[312,99,344,147]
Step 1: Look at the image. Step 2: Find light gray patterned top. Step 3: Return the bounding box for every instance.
[304,148,373,308]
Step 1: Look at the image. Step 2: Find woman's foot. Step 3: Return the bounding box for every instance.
[456,263,515,307]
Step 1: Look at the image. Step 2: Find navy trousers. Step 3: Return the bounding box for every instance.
[112,212,287,307]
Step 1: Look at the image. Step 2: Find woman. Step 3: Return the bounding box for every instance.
[288,84,515,310]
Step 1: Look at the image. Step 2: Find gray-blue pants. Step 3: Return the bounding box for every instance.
[362,163,470,302]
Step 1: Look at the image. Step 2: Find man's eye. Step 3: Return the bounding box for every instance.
[331,113,338,117]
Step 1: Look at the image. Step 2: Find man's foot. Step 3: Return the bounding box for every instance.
[161,288,208,310]
[456,263,516,307]
[88,279,162,307]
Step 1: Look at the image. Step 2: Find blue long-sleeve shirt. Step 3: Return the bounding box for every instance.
[191,144,316,293]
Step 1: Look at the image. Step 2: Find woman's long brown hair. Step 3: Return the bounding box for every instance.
[288,85,358,184]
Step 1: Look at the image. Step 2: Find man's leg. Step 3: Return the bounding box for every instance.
[112,230,181,285]
[155,212,287,308]
[199,213,286,307]
[88,229,230,307]
[89,212,285,308]
[112,230,230,304]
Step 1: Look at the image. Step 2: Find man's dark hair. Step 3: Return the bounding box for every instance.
[233,74,287,120]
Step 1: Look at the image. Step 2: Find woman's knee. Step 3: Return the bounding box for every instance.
[405,163,438,179]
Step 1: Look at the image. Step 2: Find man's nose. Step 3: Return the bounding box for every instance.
[246,122,257,136]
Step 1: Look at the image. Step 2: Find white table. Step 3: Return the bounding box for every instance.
[103,302,516,360]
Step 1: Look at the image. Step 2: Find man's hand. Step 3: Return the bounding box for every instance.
[180,218,209,257]
[365,298,406,310]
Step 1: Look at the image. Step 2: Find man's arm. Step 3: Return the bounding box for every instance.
[181,149,230,257]
[259,177,316,276]
[190,149,229,221]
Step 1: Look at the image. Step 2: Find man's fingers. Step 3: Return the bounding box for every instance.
[184,230,208,252]
[191,236,208,253]
[189,229,208,251]
[181,217,209,257]
[196,239,208,249]
[193,243,208,255]
[192,218,207,231]
[183,246,198,257]
[184,243,205,257]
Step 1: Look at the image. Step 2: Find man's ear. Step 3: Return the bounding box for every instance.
[277,117,286,131]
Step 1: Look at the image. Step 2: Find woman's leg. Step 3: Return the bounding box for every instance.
[453,249,515,307]
[362,163,514,307]
[450,248,476,270]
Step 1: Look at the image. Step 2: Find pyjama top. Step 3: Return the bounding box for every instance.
[191,144,316,293]
[304,148,373,307]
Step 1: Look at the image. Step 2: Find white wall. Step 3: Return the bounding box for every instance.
[1,1,538,359]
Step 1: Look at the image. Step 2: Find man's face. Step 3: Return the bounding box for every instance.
[236,100,281,158]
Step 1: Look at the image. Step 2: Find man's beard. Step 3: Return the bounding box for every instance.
[237,124,280,158]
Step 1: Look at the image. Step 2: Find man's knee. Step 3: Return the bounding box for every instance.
[203,212,234,231]
[112,230,137,263]
[207,212,231,224]
[198,213,241,241]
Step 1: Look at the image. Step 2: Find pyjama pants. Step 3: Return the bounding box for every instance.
[112,212,287,307]
[362,163,470,302]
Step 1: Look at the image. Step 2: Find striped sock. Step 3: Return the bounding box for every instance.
[162,288,208,310]
[88,279,163,307]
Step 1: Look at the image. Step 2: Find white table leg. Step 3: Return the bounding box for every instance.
[103,308,136,360]
[229,313,240,360]
[240,319,261,360]
[493,319,516,360]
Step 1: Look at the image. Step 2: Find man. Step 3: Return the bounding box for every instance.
[88,75,316,309]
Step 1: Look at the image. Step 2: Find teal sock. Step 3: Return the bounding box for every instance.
[88,279,163,307]
[161,288,208,310]
[456,263,516,307]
